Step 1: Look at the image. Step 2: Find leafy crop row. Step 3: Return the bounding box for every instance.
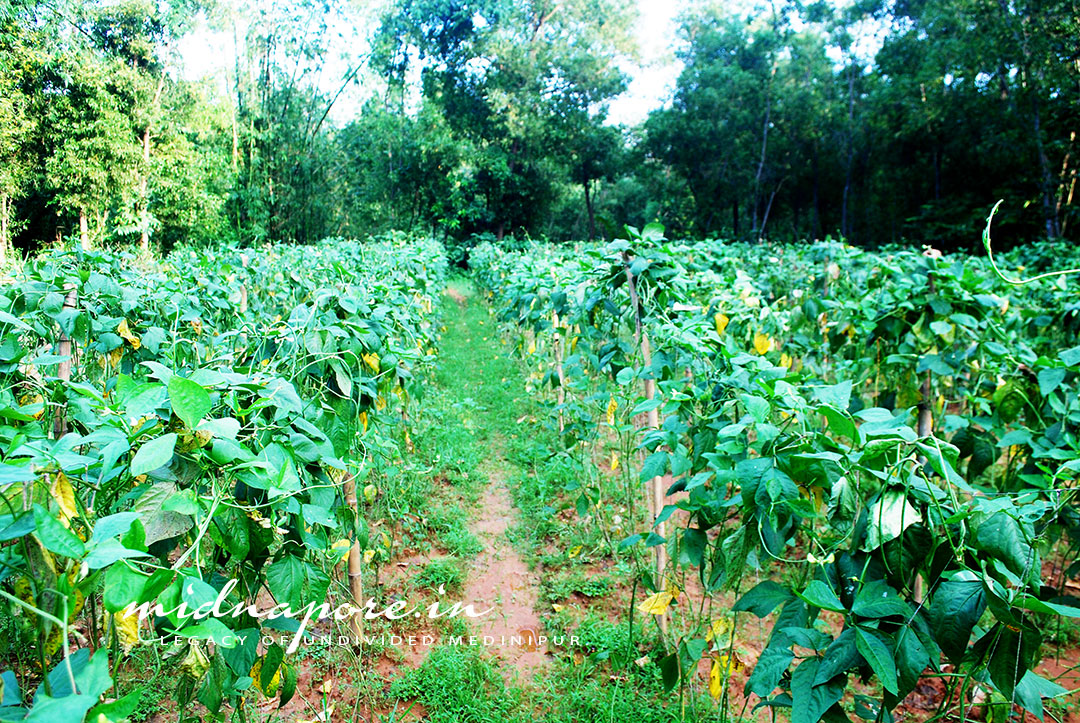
[470,225,1080,721]
[0,234,446,720]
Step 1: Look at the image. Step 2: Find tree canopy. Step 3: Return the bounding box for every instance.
[0,0,1076,257]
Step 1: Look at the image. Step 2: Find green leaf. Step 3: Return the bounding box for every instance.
[929,578,986,664]
[32,504,85,559]
[1037,367,1066,396]
[985,624,1041,699]
[221,628,260,676]
[799,580,846,613]
[814,628,859,685]
[974,512,1036,583]
[266,556,305,610]
[1060,346,1080,367]
[865,490,921,551]
[1012,671,1068,720]
[640,451,668,482]
[733,580,795,618]
[88,689,142,721]
[810,381,852,410]
[746,641,793,698]
[855,627,898,695]
[791,658,844,723]
[851,580,910,619]
[84,538,150,569]
[169,376,212,429]
[658,652,679,692]
[260,645,284,692]
[130,433,177,476]
[893,627,930,700]
[103,562,149,613]
[278,662,298,707]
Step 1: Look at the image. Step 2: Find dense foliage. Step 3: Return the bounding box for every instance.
[470,224,1080,721]
[0,233,446,719]
[3,0,1077,259]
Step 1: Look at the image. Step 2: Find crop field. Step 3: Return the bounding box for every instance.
[0,222,1077,722]
[3,0,1080,720]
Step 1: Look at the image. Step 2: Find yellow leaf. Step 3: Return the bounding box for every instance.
[606,396,617,425]
[50,472,78,528]
[108,347,123,367]
[330,539,351,563]
[116,319,141,349]
[568,545,583,559]
[375,395,387,411]
[189,318,203,336]
[779,353,792,368]
[13,576,33,605]
[362,353,380,373]
[709,658,724,700]
[363,549,376,564]
[705,618,731,643]
[714,313,730,336]
[45,623,64,657]
[363,484,378,503]
[719,653,743,674]
[250,657,280,696]
[552,603,565,612]
[359,411,368,433]
[113,610,140,653]
[753,333,772,355]
[609,451,619,471]
[637,590,676,616]
[527,339,536,355]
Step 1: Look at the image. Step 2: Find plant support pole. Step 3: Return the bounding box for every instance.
[53,285,77,438]
[623,252,667,624]
[342,473,365,641]
[553,310,566,433]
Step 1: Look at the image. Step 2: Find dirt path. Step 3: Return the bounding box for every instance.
[462,453,548,678]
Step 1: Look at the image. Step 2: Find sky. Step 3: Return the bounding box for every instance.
[175,0,687,127]
[606,0,685,126]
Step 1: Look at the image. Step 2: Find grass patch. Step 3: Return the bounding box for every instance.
[388,645,521,722]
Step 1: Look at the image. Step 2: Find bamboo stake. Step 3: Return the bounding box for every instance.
[623,252,667,631]
[53,285,77,439]
[553,311,566,433]
[238,253,249,314]
[342,473,365,641]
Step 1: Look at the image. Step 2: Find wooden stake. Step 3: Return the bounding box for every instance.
[553,311,566,434]
[623,252,667,631]
[342,473,365,641]
[53,285,77,439]
[238,254,249,314]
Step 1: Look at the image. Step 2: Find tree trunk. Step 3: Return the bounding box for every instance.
[583,179,596,241]
[139,126,151,252]
[79,209,90,250]
[139,78,165,253]
[841,66,856,240]
[1031,94,1060,238]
